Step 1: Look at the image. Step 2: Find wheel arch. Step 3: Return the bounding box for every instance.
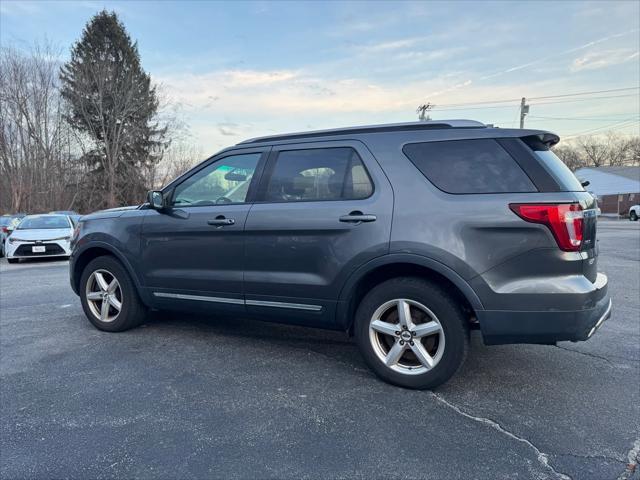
[72,242,144,300]
[336,254,484,332]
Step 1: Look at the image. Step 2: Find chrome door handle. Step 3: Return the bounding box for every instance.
[339,213,377,223]
[207,217,235,226]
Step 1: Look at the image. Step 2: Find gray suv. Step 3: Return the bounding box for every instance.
[70,120,611,389]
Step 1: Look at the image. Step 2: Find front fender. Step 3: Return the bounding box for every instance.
[73,238,141,282]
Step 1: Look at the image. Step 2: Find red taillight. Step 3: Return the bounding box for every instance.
[510,203,584,252]
[1,227,7,234]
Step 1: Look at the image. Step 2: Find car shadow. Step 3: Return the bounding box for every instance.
[145,310,369,373]
[143,310,580,388]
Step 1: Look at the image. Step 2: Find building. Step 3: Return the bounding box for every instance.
[574,166,640,215]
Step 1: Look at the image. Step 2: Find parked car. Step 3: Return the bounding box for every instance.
[5,214,74,263]
[70,120,611,389]
[0,214,26,257]
[629,205,639,221]
[50,210,82,225]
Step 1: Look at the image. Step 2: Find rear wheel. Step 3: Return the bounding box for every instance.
[80,256,146,332]
[354,277,469,389]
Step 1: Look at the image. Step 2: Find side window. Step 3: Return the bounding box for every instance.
[403,139,537,194]
[172,153,261,206]
[264,147,373,202]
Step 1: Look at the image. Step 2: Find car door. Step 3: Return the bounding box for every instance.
[140,147,269,313]
[243,140,393,327]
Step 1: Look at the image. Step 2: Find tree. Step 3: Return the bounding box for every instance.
[552,145,584,171]
[60,10,167,208]
[553,133,640,171]
[0,44,83,213]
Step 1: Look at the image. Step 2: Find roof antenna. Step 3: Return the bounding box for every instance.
[417,103,434,121]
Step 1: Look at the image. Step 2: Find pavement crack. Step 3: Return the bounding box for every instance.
[617,439,640,480]
[554,345,614,364]
[430,392,572,480]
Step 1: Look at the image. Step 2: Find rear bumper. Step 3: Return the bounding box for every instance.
[477,274,611,345]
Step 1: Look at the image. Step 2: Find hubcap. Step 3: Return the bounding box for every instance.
[85,269,122,323]
[368,299,445,375]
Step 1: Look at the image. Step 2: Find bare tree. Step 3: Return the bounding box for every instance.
[552,145,585,171]
[574,136,609,168]
[553,132,639,171]
[148,141,203,189]
[0,44,83,213]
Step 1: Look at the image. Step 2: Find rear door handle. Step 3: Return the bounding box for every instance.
[339,212,377,223]
[207,216,235,226]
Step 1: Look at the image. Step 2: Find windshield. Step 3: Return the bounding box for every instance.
[17,215,70,230]
[0,217,13,227]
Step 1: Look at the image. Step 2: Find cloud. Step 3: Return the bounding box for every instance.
[221,70,298,87]
[0,0,41,15]
[217,122,240,136]
[357,37,423,54]
[479,29,640,82]
[571,49,639,72]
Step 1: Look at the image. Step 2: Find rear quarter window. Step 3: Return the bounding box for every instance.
[402,139,537,194]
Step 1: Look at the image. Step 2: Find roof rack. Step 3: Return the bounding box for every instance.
[238,120,486,145]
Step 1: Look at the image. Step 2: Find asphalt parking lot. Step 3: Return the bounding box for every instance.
[1,220,638,480]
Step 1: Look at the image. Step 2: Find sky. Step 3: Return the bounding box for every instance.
[1,0,639,153]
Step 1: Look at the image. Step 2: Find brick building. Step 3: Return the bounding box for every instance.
[574,166,640,216]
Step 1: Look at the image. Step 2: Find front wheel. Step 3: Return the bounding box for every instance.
[7,258,19,264]
[79,255,146,332]
[354,277,469,389]
[630,211,638,221]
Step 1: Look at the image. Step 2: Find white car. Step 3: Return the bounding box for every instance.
[630,205,639,221]
[5,214,74,264]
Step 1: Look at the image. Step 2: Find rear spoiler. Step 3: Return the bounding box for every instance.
[521,133,560,150]
[540,133,560,147]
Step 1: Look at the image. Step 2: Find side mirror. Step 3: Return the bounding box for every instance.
[147,190,165,210]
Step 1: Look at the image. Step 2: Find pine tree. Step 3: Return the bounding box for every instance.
[60,10,166,208]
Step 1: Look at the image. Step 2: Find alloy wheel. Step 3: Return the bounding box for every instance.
[368,299,445,375]
[85,269,123,323]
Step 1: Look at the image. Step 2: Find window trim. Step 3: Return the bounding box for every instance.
[401,138,539,195]
[165,149,270,208]
[253,144,375,204]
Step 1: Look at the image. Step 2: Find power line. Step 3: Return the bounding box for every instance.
[429,93,639,112]
[528,87,639,101]
[528,114,640,122]
[426,86,638,108]
[563,119,639,139]
[528,93,639,106]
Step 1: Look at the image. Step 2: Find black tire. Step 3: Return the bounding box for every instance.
[7,258,19,264]
[630,211,638,221]
[79,255,146,332]
[354,277,469,389]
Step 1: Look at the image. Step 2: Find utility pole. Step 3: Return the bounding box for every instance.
[519,97,529,128]
[417,103,434,121]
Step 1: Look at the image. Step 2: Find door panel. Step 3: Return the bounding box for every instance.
[140,148,268,311]
[141,204,250,296]
[243,140,393,327]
